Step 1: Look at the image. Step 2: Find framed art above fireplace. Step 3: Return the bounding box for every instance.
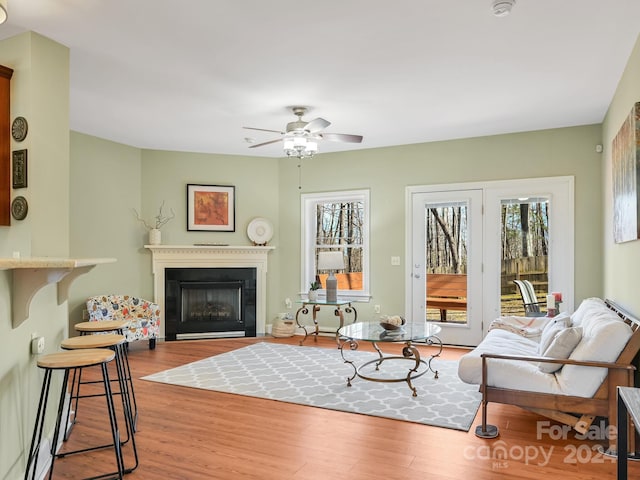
[187,184,235,231]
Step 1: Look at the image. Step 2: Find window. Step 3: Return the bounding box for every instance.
[301,189,370,299]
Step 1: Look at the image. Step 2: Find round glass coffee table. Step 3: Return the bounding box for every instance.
[337,321,442,397]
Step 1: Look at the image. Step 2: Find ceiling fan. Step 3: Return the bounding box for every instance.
[243,106,363,157]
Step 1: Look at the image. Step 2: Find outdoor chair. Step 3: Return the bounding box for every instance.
[513,279,546,316]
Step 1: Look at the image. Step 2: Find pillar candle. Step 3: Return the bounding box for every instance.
[546,294,555,309]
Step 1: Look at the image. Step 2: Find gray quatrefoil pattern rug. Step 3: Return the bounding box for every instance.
[141,342,482,431]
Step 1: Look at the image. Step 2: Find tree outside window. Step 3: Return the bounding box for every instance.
[302,190,370,298]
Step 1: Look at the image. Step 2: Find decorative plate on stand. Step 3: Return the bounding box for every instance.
[247,217,273,246]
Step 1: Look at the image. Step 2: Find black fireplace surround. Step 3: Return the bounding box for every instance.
[164,267,257,340]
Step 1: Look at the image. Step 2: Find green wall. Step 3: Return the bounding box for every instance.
[278,126,603,321]
[4,27,637,479]
[0,32,70,480]
[68,132,145,326]
[138,149,281,309]
[66,137,283,330]
[68,123,604,331]
[602,34,640,312]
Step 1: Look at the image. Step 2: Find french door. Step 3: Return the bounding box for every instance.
[406,177,574,347]
[483,177,574,323]
[409,189,483,346]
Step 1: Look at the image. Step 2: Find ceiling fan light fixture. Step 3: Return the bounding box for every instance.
[492,0,515,17]
[306,140,318,154]
[244,106,362,157]
[283,135,317,159]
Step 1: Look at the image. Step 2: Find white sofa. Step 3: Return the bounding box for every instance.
[458,298,640,449]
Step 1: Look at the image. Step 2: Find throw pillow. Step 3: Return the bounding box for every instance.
[537,312,571,355]
[538,326,583,373]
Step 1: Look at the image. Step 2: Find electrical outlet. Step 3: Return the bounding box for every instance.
[285,298,292,309]
[391,256,400,266]
[31,336,45,354]
[374,305,381,314]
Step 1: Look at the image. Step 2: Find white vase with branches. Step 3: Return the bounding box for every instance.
[133,201,175,245]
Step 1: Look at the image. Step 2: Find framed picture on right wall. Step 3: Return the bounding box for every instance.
[612,101,640,243]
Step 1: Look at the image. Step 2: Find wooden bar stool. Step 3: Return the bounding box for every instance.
[24,349,124,480]
[61,334,139,444]
[73,320,138,430]
[74,320,128,336]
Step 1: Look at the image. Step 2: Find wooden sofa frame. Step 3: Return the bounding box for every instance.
[476,299,640,453]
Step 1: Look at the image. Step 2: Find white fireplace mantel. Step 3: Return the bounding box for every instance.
[145,245,275,337]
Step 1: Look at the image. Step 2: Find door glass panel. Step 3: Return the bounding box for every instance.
[500,197,549,316]
[425,201,468,324]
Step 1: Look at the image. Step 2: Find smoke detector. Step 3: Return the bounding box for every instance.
[492,0,516,17]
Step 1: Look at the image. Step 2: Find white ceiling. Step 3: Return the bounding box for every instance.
[1,0,639,158]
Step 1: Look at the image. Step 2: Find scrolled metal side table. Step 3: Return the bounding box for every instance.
[295,299,358,346]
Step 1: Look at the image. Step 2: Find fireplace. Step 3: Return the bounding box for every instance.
[145,245,274,340]
[165,267,256,340]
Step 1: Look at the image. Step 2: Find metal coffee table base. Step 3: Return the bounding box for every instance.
[340,338,442,397]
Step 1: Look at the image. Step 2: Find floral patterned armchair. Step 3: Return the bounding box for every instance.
[86,295,160,349]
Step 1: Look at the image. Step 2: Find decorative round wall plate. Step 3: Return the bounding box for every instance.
[11,116,28,142]
[247,217,273,245]
[11,196,28,220]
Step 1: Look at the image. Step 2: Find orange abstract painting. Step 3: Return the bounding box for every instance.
[187,184,235,231]
[194,191,228,225]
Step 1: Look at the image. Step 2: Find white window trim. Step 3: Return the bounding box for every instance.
[301,189,371,300]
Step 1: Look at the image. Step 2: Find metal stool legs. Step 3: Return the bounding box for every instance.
[58,336,138,474]
[64,355,137,442]
[71,323,138,432]
[24,350,124,480]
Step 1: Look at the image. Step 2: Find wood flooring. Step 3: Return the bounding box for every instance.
[46,335,639,479]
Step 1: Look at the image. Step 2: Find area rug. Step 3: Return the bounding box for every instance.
[141,342,481,431]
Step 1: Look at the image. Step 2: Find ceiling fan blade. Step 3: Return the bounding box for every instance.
[305,117,331,133]
[243,126,285,134]
[248,138,283,148]
[319,133,363,143]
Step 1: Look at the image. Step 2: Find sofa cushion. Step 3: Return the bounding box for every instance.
[556,302,633,397]
[457,329,564,395]
[570,297,605,327]
[538,326,583,373]
[538,313,571,355]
